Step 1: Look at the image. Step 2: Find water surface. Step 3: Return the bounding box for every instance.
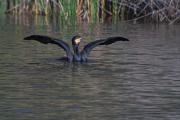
[0,15,180,120]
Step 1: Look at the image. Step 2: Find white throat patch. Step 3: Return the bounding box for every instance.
[75,38,81,44]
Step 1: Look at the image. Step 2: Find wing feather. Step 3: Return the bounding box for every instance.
[24,35,73,61]
[81,36,129,57]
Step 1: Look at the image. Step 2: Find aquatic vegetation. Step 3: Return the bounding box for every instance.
[2,0,180,24]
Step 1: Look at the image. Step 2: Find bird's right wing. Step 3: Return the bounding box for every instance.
[81,36,129,57]
[24,35,73,60]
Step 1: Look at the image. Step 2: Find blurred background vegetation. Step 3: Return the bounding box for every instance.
[0,0,179,24]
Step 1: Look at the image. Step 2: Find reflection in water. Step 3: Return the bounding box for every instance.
[0,15,180,120]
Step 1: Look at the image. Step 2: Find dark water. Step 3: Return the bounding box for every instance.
[0,15,180,120]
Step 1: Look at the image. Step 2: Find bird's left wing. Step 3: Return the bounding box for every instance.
[81,36,129,57]
[24,35,73,60]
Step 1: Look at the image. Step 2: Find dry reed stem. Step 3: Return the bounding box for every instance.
[4,0,180,24]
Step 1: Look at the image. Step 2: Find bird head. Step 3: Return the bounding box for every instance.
[72,35,82,46]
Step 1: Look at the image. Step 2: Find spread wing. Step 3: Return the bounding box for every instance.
[24,35,73,60]
[81,36,129,57]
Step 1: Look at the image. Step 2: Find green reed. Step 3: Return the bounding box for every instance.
[2,0,180,24]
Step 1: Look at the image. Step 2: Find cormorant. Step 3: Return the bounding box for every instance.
[24,35,129,62]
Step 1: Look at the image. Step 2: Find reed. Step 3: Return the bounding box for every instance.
[2,0,180,24]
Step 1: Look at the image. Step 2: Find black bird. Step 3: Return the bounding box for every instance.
[24,35,129,62]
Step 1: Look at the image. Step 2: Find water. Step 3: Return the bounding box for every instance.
[0,15,180,120]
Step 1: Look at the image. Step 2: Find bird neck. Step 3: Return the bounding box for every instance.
[73,44,80,55]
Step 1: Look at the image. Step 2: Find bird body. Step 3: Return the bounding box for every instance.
[24,35,129,62]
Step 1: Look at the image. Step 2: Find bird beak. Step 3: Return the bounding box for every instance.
[75,38,81,44]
